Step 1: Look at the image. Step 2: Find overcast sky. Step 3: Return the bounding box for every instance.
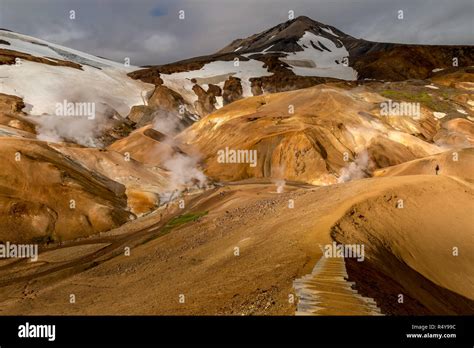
[0,0,473,66]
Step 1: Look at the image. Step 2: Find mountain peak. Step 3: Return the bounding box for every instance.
[216,16,351,55]
[285,15,350,39]
[291,15,318,25]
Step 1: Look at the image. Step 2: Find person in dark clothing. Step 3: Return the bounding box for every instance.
[435,164,440,175]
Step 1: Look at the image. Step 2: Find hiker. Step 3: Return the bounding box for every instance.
[435,164,440,175]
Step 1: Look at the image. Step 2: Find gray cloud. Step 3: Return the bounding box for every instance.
[1,0,473,66]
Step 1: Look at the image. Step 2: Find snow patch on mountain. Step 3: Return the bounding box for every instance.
[0,60,153,117]
[280,31,357,80]
[0,30,133,70]
[0,36,63,61]
[0,30,155,146]
[0,30,153,117]
[160,59,272,101]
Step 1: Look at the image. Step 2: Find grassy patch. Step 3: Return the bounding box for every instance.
[380,89,452,113]
[441,92,451,100]
[380,90,433,103]
[140,211,208,245]
[163,211,209,232]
